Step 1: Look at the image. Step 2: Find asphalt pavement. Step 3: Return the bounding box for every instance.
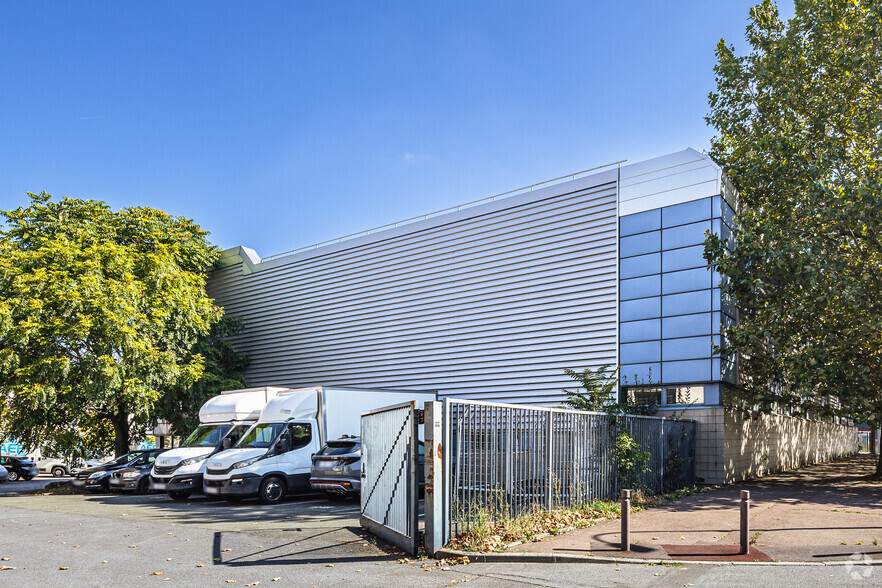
[0,473,70,495]
[0,490,878,586]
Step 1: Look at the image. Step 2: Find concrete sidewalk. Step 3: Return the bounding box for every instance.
[508,454,882,563]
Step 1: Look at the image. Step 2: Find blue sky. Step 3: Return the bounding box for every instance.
[1,1,794,257]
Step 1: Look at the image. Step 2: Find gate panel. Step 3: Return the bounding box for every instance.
[360,401,419,554]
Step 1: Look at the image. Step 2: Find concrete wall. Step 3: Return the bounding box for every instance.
[722,409,857,483]
[658,407,858,484]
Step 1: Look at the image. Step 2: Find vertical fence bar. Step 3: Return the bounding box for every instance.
[546,411,553,510]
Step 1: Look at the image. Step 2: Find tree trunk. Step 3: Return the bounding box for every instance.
[875,426,882,478]
[876,440,882,477]
[110,411,130,458]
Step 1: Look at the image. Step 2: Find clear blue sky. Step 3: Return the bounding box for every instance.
[1,1,793,257]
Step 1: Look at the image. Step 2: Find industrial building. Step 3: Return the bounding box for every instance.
[207,148,856,483]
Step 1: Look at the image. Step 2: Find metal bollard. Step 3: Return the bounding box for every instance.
[621,489,631,551]
[740,490,750,555]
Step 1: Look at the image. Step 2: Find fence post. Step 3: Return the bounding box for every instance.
[740,490,750,555]
[424,401,443,556]
[659,418,666,492]
[546,411,554,511]
[621,489,631,551]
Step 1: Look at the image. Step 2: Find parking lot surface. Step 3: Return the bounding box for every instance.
[0,490,876,586]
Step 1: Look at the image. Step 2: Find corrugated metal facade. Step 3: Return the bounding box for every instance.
[208,172,619,405]
[207,148,727,406]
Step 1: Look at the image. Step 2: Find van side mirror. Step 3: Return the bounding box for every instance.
[278,438,291,454]
[221,438,232,450]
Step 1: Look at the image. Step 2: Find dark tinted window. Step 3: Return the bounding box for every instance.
[317,441,358,456]
[225,424,251,446]
[278,423,311,452]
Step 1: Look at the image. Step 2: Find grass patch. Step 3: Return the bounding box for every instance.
[30,481,85,496]
[446,483,715,552]
[449,499,620,552]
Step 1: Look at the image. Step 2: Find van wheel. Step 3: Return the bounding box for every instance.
[259,476,286,504]
[168,491,191,500]
[51,466,67,477]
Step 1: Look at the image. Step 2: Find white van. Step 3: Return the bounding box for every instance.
[203,386,435,504]
[150,387,287,499]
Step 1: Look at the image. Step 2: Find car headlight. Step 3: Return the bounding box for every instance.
[179,457,204,468]
[122,472,140,478]
[231,456,261,470]
[88,471,106,479]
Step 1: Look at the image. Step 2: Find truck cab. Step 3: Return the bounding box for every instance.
[203,386,437,505]
[150,387,286,499]
[203,391,319,504]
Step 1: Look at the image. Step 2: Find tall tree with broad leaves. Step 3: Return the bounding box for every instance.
[153,314,249,439]
[704,0,882,474]
[0,193,222,457]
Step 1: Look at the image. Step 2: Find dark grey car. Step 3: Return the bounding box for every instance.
[309,437,361,499]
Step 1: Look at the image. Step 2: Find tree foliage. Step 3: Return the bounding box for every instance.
[153,314,249,438]
[562,365,657,415]
[704,0,882,471]
[0,193,222,457]
[563,365,619,412]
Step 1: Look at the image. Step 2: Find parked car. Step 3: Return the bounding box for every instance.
[109,458,163,494]
[72,449,164,493]
[310,436,362,499]
[309,436,425,500]
[0,456,39,481]
[0,464,8,483]
[34,457,73,477]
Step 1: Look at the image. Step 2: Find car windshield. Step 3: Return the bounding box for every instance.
[182,424,232,448]
[109,453,139,466]
[235,423,286,449]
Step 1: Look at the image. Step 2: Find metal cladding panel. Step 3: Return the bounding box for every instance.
[208,180,619,406]
[619,148,721,216]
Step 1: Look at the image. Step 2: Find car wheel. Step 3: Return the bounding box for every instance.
[136,477,150,495]
[259,476,286,505]
[168,491,191,501]
[7,471,19,482]
[51,466,67,477]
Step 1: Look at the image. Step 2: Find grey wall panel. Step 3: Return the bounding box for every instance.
[207,180,620,405]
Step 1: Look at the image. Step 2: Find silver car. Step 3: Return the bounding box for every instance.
[310,436,361,499]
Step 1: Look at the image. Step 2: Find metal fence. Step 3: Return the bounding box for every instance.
[443,399,696,536]
[360,401,420,554]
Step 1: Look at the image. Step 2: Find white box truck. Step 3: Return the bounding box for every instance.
[203,386,435,504]
[151,387,288,499]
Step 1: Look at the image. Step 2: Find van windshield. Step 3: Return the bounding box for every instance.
[182,424,232,448]
[235,423,286,449]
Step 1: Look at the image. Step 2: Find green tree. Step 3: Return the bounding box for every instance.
[704,0,882,473]
[563,364,619,412]
[0,193,221,457]
[153,314,249,438]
